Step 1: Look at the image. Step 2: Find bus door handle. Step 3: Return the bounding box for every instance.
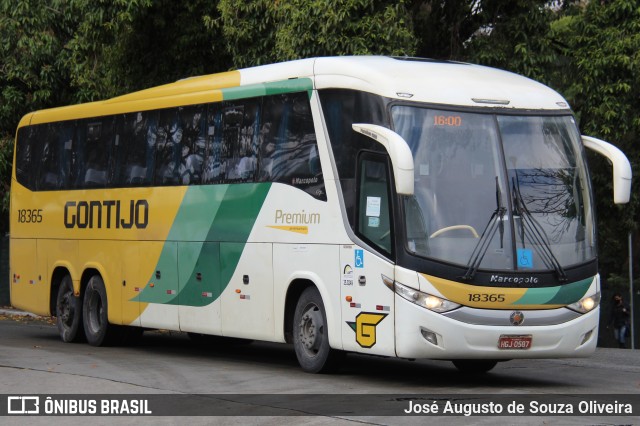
[358,276,366,286]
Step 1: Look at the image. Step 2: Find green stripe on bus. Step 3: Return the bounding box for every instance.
[221,78,313,100]
[137,183,271,306]
[513,277,592,305]
[546,278,593,305]
[511,285,560,305]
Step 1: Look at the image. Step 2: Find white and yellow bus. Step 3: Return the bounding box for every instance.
[10,57,632,373]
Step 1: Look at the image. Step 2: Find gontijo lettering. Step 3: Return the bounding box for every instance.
[64,200,149,229]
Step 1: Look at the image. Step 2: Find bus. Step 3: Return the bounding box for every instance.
[10,56,632,373]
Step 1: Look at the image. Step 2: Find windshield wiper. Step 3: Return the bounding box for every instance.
[462,177,506,281]
[511,176,567,281]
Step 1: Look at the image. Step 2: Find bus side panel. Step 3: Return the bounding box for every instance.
[10,239,47,315]
[120,242,141,327]
[178,241,222,335]
[36,239,50,313]
[221,242,274,340]
[138,241,180,330]
[339,246,395,357]
[273,244,341,348]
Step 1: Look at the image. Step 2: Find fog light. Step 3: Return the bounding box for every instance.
[580,329,594,346]
[420,327,438,346]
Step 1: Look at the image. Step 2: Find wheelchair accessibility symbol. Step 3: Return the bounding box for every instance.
[517,248,533,269]
[355,249,364,268]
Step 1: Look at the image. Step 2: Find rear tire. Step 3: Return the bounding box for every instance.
[452,359,499,374]
[293,287,343,373]
[55,275,85,343]
[83,275,122,346]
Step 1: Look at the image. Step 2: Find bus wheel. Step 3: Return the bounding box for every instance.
[452,360,498,374]
[83,275,121,346]
[55,275,85,343]
[293,287,343,373]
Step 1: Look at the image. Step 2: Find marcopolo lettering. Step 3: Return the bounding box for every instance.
[490,275,539,285]
[64,200,149,229]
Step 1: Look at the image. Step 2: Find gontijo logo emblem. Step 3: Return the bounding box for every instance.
[347,312,387,348]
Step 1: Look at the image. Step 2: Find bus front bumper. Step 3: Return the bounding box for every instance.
[394,295,599,360]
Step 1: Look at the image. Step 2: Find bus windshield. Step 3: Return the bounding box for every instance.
[392,106,595,273]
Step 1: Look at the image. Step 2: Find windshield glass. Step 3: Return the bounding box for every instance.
[392,106,595,272]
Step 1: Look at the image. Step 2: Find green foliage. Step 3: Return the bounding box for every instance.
[0,0,75,131]
[67,0,229,99]
[408,0,480,60]
[465,0,560,82]
[561,0,640,278]
[0,0,76,234]
[216,0,416,68]
[111,0,230,92]
[64,0,153,101]
[0,136,11,234]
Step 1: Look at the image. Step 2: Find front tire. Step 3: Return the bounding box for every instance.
[83,275,121,346]
[293,287,343,373]
[55,275,85,343]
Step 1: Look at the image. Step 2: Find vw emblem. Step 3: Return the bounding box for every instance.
[510,311,525,326]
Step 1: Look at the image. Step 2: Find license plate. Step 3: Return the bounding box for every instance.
[498,335,532,350]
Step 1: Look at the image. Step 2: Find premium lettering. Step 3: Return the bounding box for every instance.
[274,209,320,225]
[64,200,149,229]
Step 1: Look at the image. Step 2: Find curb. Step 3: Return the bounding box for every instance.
[0,308,41,318]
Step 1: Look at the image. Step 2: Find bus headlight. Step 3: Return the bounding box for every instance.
[567,292,601,314]
[388,278,460,313]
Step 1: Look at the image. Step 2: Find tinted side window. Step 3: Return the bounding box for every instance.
[203,104,224,184]
[81,118,114,188]
[116,112,157,186]
[15,126,39,190]
[17,92,324,196]
[155,109,181,186]
[178,105,206,185]
[34,122,75,191]
[261,92,325,200]
[37,123,64,190]
[220,100,260,183]
[358,155,393,255]
[319,89,389,226]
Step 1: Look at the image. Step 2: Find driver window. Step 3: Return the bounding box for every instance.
[357,155,392,255]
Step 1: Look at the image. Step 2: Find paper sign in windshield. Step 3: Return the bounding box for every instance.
[366,196,381,217]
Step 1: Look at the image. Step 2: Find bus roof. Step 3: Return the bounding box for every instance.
[24,56,569,126]
[312,56,569,110]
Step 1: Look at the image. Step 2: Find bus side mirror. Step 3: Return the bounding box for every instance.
[352,124,414,195]
[581,135,632,204]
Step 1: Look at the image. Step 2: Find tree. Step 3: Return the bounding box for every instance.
[408,0,480,60]
[64,0,153,102]
[464,0,562,83]
[68,0,230,100]
[216,0,417,68]
[0,0,77,233]
[561,0,640,279]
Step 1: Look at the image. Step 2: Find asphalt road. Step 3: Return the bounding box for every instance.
[0,311,639,425]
